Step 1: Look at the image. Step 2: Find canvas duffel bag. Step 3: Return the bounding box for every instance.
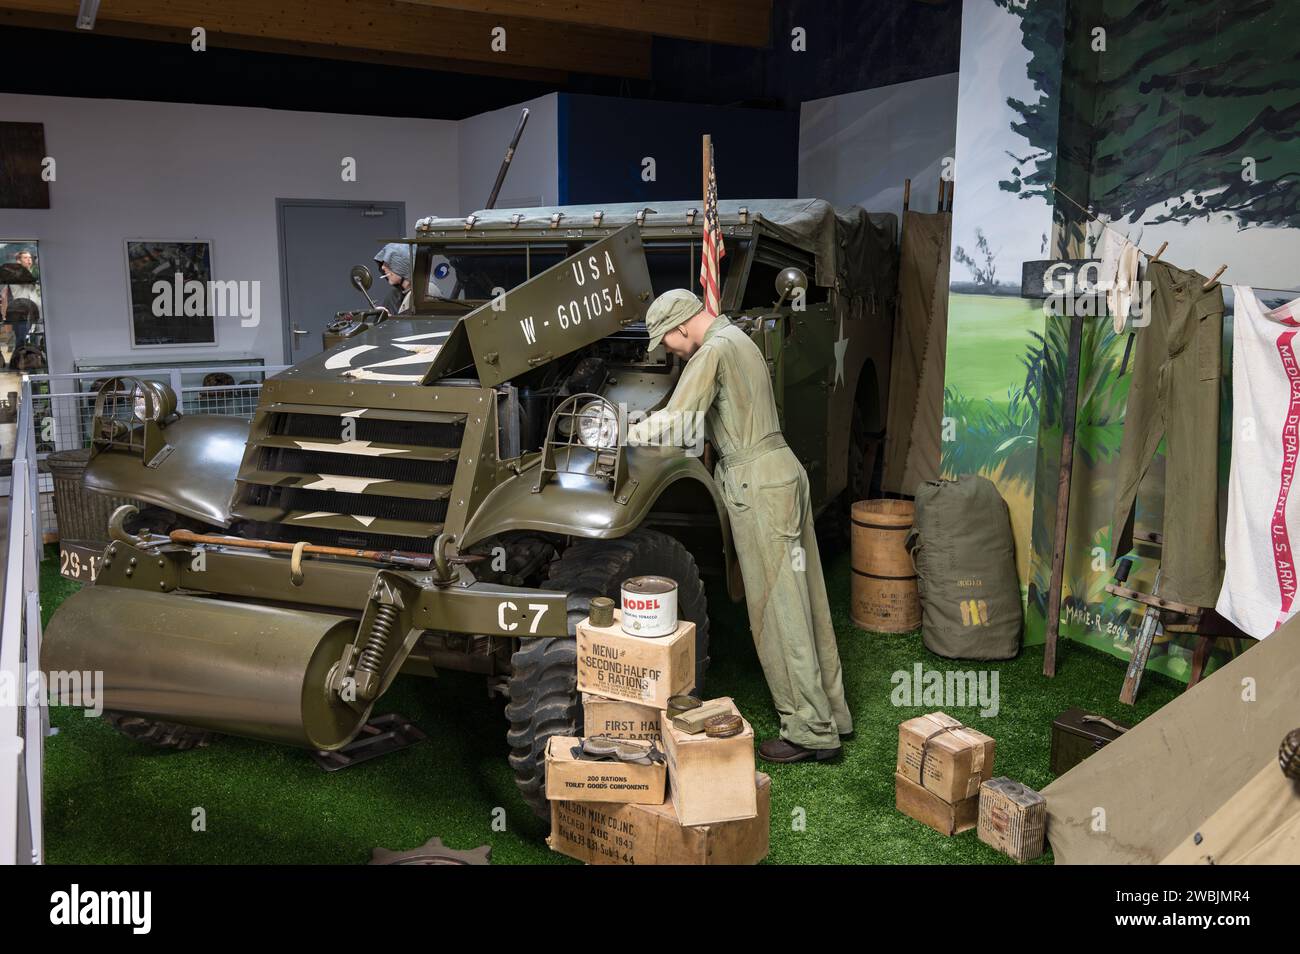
[906,475,1022,660]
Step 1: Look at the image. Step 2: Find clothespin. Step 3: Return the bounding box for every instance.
[463,214,477,230]
[686,208,699,226]
[1151,241,1168,262]
[1203,265,1227,290]
[592,210,604,226]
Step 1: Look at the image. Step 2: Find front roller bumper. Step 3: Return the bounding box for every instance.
[42,538,570,751]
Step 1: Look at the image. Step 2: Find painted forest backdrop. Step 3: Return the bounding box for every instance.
[943,0,1299,680]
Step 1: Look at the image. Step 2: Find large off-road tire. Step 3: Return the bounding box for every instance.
[818,396,882,551]
[103,711,218,751]
[505,529,710,819]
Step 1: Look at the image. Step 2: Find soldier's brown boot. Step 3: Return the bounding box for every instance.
[758,738,841,763]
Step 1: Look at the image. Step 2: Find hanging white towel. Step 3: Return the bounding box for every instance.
[1096,229,1140,332]
[1216,286,1300,638]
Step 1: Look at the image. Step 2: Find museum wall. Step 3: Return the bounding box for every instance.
[0,93,459,373]
[457,94,560,214]
[557,94,799,205]
[796,72,959,217]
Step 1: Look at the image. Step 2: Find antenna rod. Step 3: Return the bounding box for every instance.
[484,107,530,210]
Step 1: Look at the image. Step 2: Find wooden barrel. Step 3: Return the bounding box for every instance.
[850,499,921,633]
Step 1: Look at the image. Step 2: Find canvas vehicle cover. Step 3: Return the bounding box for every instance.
[416,198,897,300]
[1044,618,1300,864]
[907,475,1022,660]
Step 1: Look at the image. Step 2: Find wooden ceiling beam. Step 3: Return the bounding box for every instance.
[0,9,571,83]
[0,0,650,77]
[391,0,773,46]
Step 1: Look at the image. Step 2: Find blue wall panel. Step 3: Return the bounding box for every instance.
[559,94,799,205]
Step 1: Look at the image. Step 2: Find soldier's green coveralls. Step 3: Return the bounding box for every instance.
[628,291,852,749]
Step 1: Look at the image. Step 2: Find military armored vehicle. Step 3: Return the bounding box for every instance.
[44,199,898,817]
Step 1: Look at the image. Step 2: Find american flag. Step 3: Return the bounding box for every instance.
[699,142,725,317]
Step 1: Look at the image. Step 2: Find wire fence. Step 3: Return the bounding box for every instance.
[19,364,286,538]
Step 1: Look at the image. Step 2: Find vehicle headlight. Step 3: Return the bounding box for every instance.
[132,380,177,422]
[575,399,618,450]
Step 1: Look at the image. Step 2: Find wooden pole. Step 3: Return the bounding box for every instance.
[1043,313,1085,677]
[903,178,911,212]
[937,178,946,212]
[946,180,955,212]
[168,529,436,568]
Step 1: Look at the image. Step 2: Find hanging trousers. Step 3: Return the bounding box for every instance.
[1110,260,1225,607]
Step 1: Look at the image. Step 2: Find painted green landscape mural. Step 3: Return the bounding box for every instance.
[943,0,1298,679]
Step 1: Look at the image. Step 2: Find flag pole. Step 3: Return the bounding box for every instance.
[702,134,711,208]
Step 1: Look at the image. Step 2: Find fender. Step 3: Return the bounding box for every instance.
[461,446,740,597]
[84,414,247,528]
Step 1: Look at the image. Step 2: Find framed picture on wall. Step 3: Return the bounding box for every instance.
[0,239,48,373]
[126,239,217,348]
[0,123,50,209]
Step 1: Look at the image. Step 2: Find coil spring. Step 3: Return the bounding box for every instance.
[356,603,399,676]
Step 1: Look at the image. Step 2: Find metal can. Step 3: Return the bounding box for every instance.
[620,575,678,638]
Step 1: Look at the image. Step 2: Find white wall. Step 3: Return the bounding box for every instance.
[798,73,959,217]
[0,94,459,372]
[457,93,559,214]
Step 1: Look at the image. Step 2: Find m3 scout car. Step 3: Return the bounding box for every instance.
[45,199,898,816]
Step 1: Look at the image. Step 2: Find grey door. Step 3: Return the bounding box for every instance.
[276,199,406,361]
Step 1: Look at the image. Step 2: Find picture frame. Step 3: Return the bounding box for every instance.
[0,238,48,373]
[0,123,50,209]
[125,239,218,348]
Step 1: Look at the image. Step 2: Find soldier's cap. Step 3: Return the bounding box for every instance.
[644,289,705,351]
[374,243,412,281]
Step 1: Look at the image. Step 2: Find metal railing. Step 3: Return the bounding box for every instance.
[1,378,46,865]
[20,364,287,536]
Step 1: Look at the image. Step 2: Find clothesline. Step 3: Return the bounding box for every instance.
[1049,182,1227,289]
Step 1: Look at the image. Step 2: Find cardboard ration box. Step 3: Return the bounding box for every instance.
[896,711,995,803]
[548,773,771,865]
[544,736,666,805]
[661,696,758,826]
[977,777,1047,862]
[582,693,663,741]
[895,773,979,836]
[576,610,695,709]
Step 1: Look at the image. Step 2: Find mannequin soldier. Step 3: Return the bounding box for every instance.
[627,289,851,762]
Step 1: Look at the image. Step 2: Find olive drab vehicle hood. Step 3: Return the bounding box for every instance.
[423,225,652,387]
[279,226,652,388]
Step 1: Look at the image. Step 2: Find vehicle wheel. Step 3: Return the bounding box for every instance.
[103,711,217,751]
[505,529,710,819]
[818,397,882,550]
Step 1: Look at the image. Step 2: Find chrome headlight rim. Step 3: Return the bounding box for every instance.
[132,379,177,422]
[574,398,619,451]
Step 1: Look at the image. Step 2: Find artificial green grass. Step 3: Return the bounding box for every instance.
[39,544,1182,864]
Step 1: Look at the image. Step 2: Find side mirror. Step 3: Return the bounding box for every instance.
[350,265,379,309]
[775,267,808,304]
[350,264,373,292]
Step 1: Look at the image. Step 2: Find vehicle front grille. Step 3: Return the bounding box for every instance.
[232,403,466,548]
[257,446,456,484]
[267,411,463,447]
